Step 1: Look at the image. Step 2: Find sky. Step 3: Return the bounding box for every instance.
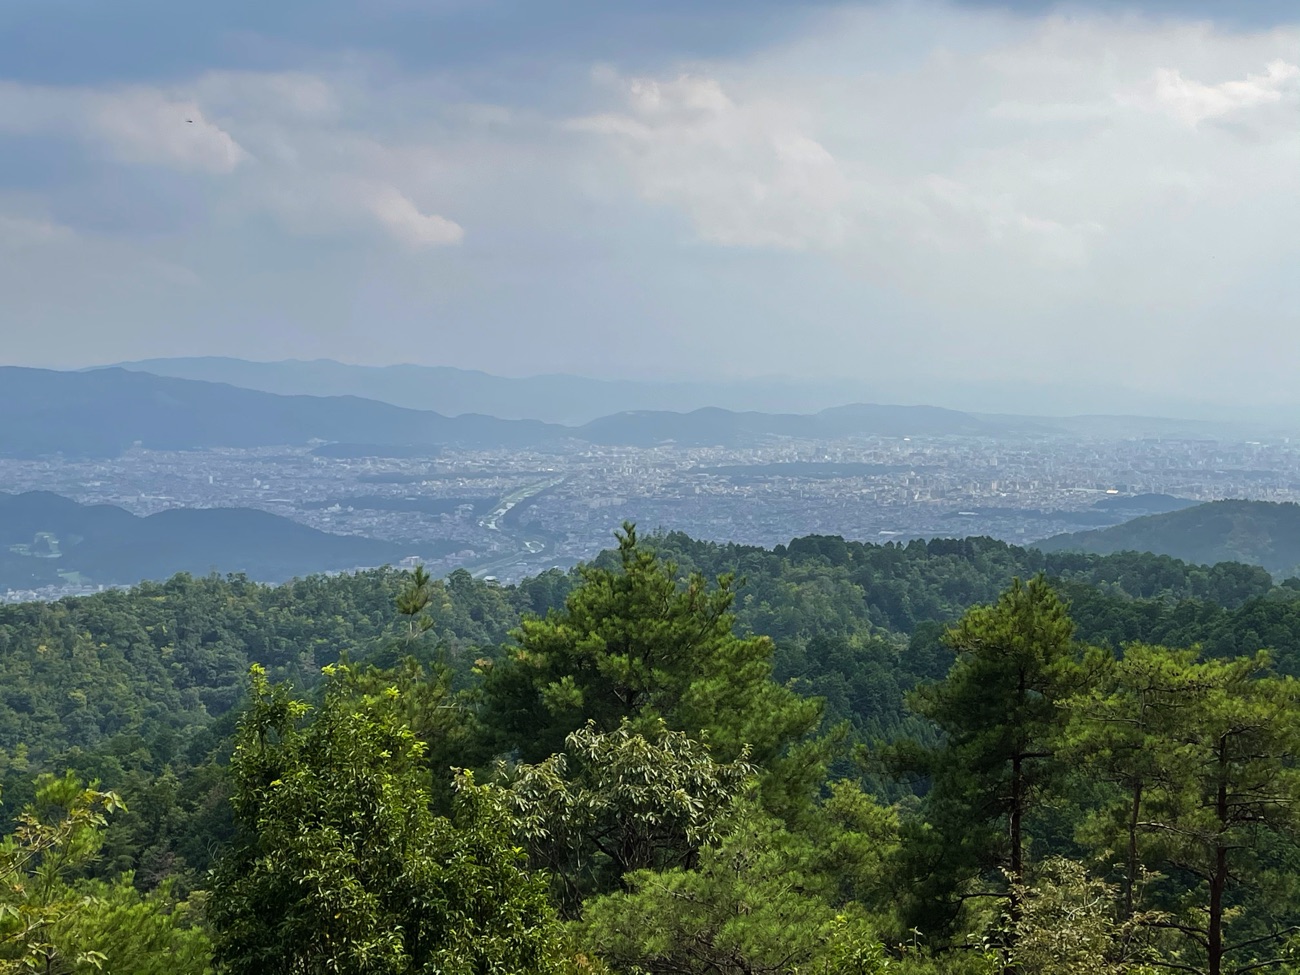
[1,0,1298,416]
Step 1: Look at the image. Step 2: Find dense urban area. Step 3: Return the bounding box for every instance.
[5,429,1300,601]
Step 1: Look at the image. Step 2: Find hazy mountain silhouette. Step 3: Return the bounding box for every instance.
[107,357,1252,436]
[0,367,561,457]
[3,366,1237,457]
[109,356,877,425]
[0,491,415,589]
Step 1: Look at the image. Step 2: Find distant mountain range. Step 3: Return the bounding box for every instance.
[0,366,1242,458]
[1037,500,1300,579]
[106,357,1247,438]
[0,491,416,590]
[0,367,559,457]
[109,356,881,425]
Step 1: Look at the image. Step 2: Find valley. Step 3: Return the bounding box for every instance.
[6,421,1300,598]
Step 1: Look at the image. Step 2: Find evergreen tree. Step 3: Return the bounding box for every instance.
[1065,647,1300,975]
[576,800,888,975]
[0,772,207,974]
[483,524,820,767]
[888,578,1082,947]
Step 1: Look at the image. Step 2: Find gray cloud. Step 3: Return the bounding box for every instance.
[1,1,1299,418]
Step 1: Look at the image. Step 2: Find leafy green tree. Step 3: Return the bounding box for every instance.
[209,665,565,975]
[334,656,476,815]
[483,524,820,766]
[507,720,754,913]
[1005,858,1160,975]
[887,578,1082,943]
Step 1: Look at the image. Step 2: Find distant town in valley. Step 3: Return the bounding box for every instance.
[5,412,1299,600]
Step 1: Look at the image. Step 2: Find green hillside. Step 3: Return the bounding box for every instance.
[1036,499,1300,578]
[3,531,1300,973]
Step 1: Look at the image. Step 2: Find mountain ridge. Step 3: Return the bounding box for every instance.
[103,357,1249,437]
[107,356,871,425]
[1035,499,1300,579]
[0,491,419,589]
[0,365,1253,458]
[0,366,562,457]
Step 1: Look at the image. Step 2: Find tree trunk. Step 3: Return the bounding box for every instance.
[1208,736,1229,975]
[1126,781,1142,918]
[1006,748,1024,975]
[1010,752,1024,890]
[1004,671,1029,975]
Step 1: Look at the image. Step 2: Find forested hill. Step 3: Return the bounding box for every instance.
[7,530,1300,972]
[0,491,420,589]
[0,531,1285,770]
[1037,499,1300,579]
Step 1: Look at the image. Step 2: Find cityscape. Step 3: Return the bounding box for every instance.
[6,427,1300,601]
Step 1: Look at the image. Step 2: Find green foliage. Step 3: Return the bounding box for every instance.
[888,578,1082,937]
[8,529,1300,974]
[484,524,820,766]
[1006,858,1161,975]
[1038,500,1300,580]
[1065,647,1300,975]
[45,876,211,975]
[507,720,754,912]
[209,665,565,975]
[0,772,206,975]
[576,800,885,975]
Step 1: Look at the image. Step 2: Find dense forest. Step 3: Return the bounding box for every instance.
[4,527,1300,973]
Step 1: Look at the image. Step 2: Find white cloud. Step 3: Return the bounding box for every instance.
[572,74,856,249]
[92,89,248,173]
[365,184,464,246]
[560,6,1300,394]
[570,64,1103,266]
[1142,59,1300,126]
[4,2,1300,404]
[0,80,248,173]
[569,13,1300,277]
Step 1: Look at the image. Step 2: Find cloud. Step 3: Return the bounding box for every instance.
[3,1,1300,409]
[569,11,1300,275]
[92,89,248,173]
[569,62,1106,269]
[366,185,464,246]
[1140,59,1300,125]
[556,6,1300,395]
[0,212,75,248]
[572,74,855,249]
[0,71,466,249]
[0,80,248,173]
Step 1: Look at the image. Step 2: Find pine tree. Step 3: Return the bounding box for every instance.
[888,577,1082,950]
[482,523,820,767]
